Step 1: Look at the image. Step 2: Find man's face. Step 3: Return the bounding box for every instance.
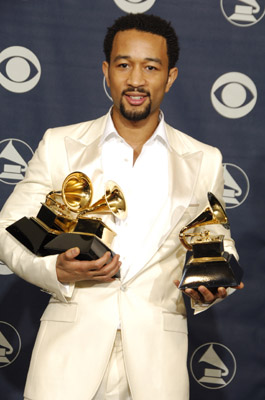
[103,29,178,122]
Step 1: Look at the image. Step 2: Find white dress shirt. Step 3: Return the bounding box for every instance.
[100,110,172,283]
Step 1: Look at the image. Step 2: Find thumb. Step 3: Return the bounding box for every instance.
[65,247,80,260]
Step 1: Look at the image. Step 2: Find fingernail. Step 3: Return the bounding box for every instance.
[71,247,79,257]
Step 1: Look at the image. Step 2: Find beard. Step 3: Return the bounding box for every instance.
[119,90,151,121]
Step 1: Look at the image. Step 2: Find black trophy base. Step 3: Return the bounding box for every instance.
[44,233,115,260]
[6,217,57,256]
[178,251,243,292]
[6,217,119,278]
[44,234,120,278]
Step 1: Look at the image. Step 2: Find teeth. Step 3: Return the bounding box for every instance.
[130,96,143,100]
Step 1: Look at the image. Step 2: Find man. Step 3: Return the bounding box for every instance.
[0,13,243,400]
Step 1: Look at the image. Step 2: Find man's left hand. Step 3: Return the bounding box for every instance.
[174,280,244,304]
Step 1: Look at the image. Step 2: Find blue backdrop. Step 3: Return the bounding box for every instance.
[0,1,264,399]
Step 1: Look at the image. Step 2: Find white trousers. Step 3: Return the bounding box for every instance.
[92,331,132,400]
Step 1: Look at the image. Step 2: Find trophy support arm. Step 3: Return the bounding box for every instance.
[179,229,193,251]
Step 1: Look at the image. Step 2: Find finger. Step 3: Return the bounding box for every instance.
[197,286,216,303]
[89,259,122,282]
[185,288,203,302]
[234,282,244,290]
[95,263,122,282]
[174,280,180,287]
[91,252,119,272]
[101,256,121,278]
[216,287,227,299]
[87,254,121,280]
[63,247,80,261]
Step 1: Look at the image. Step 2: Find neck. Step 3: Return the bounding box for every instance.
[112,108,160,163]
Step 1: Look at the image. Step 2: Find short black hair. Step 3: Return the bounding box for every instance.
[103,14,180,70]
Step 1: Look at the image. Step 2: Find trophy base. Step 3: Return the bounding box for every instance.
[6,217,119,278]
[44,233,120,279]
[6,217,58,256]
[178,251,243,291]
[44,232,115,261]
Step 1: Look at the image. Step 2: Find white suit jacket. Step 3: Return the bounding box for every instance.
[0,114,237,400]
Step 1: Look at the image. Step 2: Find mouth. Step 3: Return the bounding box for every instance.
[123,90,149,106]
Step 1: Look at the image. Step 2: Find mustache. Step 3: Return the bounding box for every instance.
[122,87,150,96]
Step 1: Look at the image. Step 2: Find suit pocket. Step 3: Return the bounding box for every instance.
[40,301,78,323]
[162,312,188,334]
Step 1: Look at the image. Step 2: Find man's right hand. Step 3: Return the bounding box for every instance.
[56,247,121,284]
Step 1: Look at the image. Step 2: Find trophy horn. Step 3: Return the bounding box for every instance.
[80,180,127,220]
[179,192,229,250]
[61,171,93,213]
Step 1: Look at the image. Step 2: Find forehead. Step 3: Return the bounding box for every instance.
[110,29,168,63]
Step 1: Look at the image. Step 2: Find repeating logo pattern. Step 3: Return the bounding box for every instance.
[190,343,237,389]
[211,72,257,118]
[0,138,34,185]
[0,46,41,93]
[0,321,21,368]
[0,3,262,399]
[221,0,265,27]
[113,0,156,13]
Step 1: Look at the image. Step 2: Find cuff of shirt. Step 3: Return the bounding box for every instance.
[58,281,75,298]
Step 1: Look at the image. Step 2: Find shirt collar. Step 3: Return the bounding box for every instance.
[100,108,171,150]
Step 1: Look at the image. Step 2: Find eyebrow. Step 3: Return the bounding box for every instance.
[113,55,163,65]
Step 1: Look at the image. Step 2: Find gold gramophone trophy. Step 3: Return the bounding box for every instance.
[6,172,127,268]
[178,192,243,292]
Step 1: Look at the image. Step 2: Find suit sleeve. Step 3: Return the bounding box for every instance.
[0,129,74,302]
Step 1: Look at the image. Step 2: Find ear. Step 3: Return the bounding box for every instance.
[102,61,110,87]
[165,67,178,93]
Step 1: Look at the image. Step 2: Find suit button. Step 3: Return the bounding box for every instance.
[120,285,127,292]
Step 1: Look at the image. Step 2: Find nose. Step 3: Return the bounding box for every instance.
[127,65,145,88]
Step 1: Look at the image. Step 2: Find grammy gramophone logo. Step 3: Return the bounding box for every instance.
[221,0,265,27]
[0,321,21,368]
[190,343,237,389]
[0,138,33,185]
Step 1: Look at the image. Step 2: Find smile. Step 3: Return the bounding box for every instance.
[130,96,143,100]
[125,94,148,106]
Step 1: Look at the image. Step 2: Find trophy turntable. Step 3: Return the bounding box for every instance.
[178,192,243,291]
[6,172,127,266]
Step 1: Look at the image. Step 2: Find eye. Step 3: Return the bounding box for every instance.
[0,46,41,93]
[211,72,257,119]
[118,63,129,69]
[146,65,157,71]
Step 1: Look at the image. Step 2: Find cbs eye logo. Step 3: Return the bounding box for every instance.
[113,0,156,13]
[0,46,41,93]
[211,72,257,119]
